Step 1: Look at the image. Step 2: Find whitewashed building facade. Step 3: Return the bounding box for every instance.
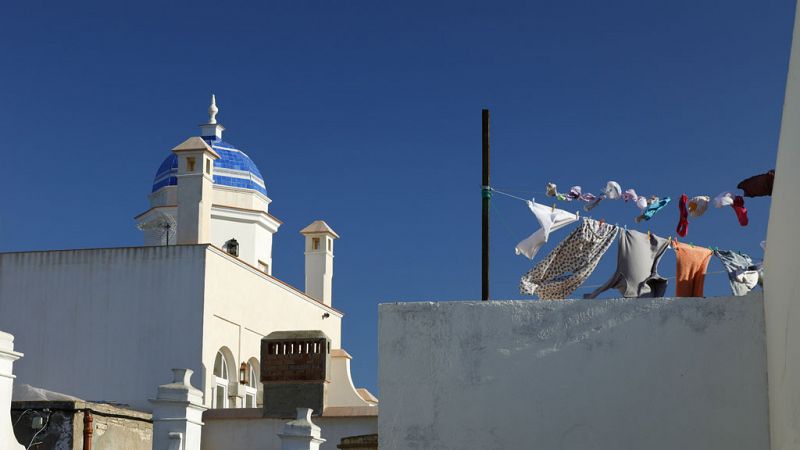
[0,98,377,419]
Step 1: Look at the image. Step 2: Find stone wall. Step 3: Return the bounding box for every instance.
[11,401,152,450]
[379,294,769,450]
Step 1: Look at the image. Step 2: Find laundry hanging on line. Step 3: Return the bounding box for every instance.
[688,196,710,218]
[635,196,671,223]
[737,170,775,197]
[515,201,579,260]
[714,249,762,296]
[676,194,689,237]
[538,169,773,228]
[583,228,670,299]
[491,176,768,299]
[546,182,672,222]
[510,202,764,299]
[520,218,618,300]
[673,239,713,297]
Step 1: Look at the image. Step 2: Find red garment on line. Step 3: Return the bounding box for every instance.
[676,194,689,237]
[733,195,748,226]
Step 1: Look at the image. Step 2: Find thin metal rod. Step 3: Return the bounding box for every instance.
[482,109,490,301]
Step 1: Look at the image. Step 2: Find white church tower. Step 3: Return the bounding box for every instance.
[301,221,339,306]
[136,96,281,273]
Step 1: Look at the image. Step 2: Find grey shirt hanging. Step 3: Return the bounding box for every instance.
[584,229,670,299]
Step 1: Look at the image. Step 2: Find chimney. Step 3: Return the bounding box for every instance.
[261,331,331,418]
[173,137,219,245]
[300,221,339,306]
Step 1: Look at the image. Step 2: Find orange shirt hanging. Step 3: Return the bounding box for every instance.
[673,240,713,297]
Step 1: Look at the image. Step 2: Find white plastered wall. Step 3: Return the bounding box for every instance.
[201,247,342,408]
[0,246,207,411]
[379,296,769,450]
[327,350,375,407]
[764,1,800,448]
[141,185,278,270]
[210,205,278,274]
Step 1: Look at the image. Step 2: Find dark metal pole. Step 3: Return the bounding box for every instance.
[482,109,490,301]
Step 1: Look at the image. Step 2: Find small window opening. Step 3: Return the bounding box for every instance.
[187,157,196,172]
[312,237,320,250]
[327,238,332,251]
[206,159,211,174]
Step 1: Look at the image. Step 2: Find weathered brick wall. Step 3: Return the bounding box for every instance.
[262,339,328,382]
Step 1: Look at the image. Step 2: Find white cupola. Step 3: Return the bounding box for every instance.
[137,95,281,273]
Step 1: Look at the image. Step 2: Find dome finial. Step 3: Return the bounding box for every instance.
[208,94,219,124]
[199,94,225,139]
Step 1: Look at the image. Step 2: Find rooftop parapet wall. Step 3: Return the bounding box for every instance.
[379,294,769,450]
[201,411,377,450]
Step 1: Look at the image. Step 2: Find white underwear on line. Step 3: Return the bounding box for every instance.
[515,201,579,260]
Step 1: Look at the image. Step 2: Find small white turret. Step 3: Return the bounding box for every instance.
[173,137,220,244]
[300,221,339,306]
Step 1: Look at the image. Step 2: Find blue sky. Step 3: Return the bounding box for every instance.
[0,0,794,395]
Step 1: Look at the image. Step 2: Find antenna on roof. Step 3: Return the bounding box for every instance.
[137,213,177,246]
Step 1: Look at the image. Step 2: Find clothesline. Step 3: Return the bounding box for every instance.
[490,187,751,254]
[489,187,532,203]
[488,178,766,235]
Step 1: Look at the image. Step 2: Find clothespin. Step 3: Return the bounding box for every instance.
[647,230,651,239]
[599,218,605,226]
[552,203,556,212]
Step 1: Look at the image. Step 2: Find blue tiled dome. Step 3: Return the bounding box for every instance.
[152,137,267,196]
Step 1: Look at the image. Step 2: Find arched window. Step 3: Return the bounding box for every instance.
[212,351,229,408]
[244,362,258,407]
